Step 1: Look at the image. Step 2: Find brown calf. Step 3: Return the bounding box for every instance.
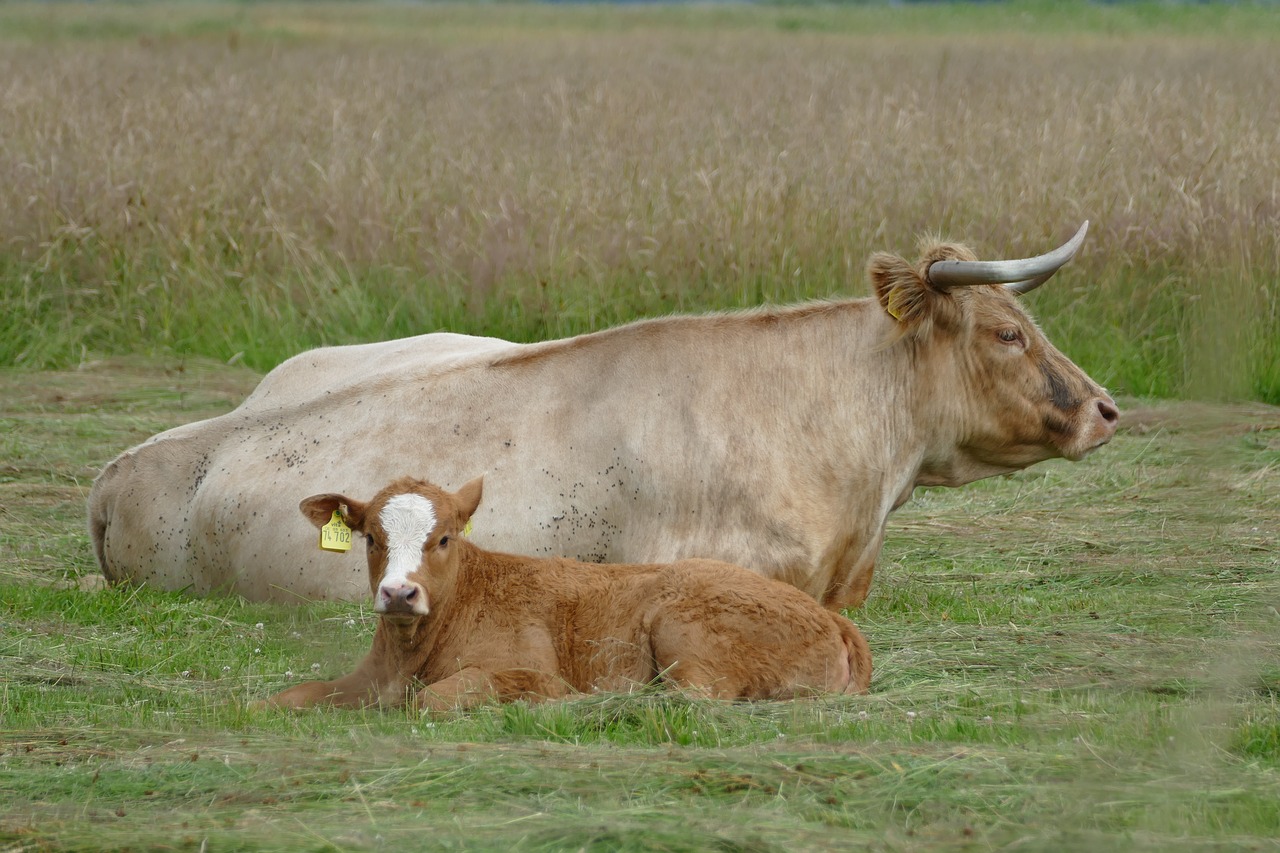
[265,476,872,711]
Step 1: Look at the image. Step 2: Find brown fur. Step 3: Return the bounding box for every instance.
[265,476,872,711]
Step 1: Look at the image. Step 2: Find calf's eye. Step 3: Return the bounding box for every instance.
[438,536,450,549]
[997,328,1021,344]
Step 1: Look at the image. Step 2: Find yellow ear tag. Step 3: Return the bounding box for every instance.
[319,509,353,553]
[886,288,907,321]
[462,519,473,538]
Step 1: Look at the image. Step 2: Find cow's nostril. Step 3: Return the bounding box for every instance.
[403,587,417,602]
[1097,399,1119,424]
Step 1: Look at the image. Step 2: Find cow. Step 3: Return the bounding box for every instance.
[263,475,872,710]
[88,222,1118,609]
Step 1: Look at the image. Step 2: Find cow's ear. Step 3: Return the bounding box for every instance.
[868,251,932,327]
[454,476,484,526]
[299,494,366,531]
[869,240,977,331]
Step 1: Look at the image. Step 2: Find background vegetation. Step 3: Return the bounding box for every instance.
[1,2,1277,401]
[2,3,1279,850]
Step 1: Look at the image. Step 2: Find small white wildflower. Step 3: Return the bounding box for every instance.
[285,671,294,678]
[222,666,231,673]
[311,663,321,672]
[291,632,302,640]
[858,710,869,721]
[254,647,261,654]
[906,711,917,720]
[345,619,356,627]
[181,670,191,678]
[255,622,264,630]
[981,716,993,723]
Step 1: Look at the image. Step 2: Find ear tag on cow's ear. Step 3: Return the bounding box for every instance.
[462,519,473,538]
[886,288,908,322]
[319,510,353,553]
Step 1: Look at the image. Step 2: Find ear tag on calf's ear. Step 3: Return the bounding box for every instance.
[320,509,353,553]
[463,519,473,537]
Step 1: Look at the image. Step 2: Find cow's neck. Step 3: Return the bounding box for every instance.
[741,302,930,607]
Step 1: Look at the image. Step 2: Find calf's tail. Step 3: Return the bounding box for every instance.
[837,617,873,694]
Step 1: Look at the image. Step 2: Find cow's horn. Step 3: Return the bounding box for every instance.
[926,221,1089,294]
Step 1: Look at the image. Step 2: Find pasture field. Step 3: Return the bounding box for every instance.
[2,3,1280,850]
[1,361,1278,849]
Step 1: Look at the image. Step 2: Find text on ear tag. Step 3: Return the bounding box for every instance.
[320,510,353,553]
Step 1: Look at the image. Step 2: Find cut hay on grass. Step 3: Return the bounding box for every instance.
[2,359,1277,850]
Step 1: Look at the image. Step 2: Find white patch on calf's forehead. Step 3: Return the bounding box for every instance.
[378,493,437,586]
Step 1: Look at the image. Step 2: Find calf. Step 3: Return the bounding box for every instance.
[265,476,872,711]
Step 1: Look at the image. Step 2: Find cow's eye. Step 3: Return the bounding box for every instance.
[438,536,450,549]
[997,328,1022,344]
[365,535,376,548]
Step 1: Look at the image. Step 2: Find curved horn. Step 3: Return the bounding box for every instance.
[926,221,1089,294]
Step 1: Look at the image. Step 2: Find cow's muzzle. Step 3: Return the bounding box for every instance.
[1064,393,1120,460]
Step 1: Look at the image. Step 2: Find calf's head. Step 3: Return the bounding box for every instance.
[300,476,484,623]
[868,222,1118,484]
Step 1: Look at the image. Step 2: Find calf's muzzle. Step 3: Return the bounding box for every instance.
[376,580,428,616]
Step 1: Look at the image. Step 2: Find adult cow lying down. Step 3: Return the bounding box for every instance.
[264,476,872,710]
[89,223,1117,608]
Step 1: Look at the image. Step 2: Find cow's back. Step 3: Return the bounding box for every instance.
[88,332,522,599]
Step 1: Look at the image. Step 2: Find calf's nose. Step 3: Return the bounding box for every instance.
[377,581,427,615]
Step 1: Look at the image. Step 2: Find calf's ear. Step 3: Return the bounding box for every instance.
[299,493,367,531]
[454,476,484,525]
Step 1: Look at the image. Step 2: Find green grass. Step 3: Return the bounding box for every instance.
[2,362,1279,849]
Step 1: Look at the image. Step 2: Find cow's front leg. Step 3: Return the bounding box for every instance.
[824,562,874,611]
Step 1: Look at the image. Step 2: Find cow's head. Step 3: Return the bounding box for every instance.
[300,476,484,624]
[868,222,1118,485]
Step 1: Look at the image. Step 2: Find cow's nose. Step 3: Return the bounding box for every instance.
[377,582,426,614]
[1094,396,1120,438]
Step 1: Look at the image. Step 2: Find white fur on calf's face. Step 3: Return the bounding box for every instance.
[375,492,437,615]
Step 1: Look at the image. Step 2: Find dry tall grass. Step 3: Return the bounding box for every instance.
[2,4,1277,400]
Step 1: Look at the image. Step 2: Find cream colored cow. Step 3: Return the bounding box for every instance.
[89,224,1117,608]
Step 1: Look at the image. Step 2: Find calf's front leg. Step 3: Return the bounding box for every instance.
[415,666,572,712]
[262,656,409,710]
